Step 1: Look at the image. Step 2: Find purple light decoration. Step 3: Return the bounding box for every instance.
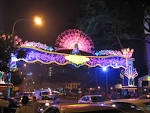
[20,41,54,51]
[21,47,69,65]
[95,48,134,58]
[16,47,128,69]
[86,56,127,69]
[55,29,95,53]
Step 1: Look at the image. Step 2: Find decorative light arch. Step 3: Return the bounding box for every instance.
[9,29,138,95]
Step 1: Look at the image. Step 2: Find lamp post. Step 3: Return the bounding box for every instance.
[102,67,108,96]
[8,16,43,97]
[12,18,26,34]
[12,16,43,34]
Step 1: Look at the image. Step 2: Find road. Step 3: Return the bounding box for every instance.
[58,96,78,104]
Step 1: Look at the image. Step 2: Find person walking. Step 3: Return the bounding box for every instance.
[32,96,39,113]
[16,96,32,113]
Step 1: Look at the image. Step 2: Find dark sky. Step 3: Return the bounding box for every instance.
[1,0,80,46]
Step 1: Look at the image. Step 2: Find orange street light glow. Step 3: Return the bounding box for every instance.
[34,16,43,26]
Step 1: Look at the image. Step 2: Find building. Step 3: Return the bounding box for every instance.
[138,75,150,94]
[65,82,80,90]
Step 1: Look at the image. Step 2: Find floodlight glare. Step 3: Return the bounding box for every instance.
[102,67,107,71]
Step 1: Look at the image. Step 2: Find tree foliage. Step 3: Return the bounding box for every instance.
[0,34,26,72]
[77,0,144,49]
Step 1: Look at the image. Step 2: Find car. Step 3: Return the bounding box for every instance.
[38,95,59,105]
[105,99,150,113]
[38,95,60,112]
[42,104,123,113]
[78,95,105,104]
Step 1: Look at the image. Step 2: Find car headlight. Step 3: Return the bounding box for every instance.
[112,104,116,107]
[45,103,49,106]
[40,108,43,112]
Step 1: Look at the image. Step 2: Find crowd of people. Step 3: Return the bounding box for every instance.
[16,96,39,113]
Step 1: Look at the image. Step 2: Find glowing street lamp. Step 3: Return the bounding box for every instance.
[34,16,43,26]
[102,67,108,95]
[12,16,43,34]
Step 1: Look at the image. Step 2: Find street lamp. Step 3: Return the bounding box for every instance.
[102,67,108,96]
[8,16,43,97]
[12,16,43,34]
[34,16,43,26]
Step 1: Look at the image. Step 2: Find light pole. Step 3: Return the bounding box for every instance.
[12,16,43,34]
[12,18,26,34]
[8,16,43,97]
[102,67,108,96]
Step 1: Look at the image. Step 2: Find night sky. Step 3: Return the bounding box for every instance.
[0,0,149,88]
[1,0,80,46]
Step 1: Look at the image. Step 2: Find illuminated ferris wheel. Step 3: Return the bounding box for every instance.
[55,29,95,53]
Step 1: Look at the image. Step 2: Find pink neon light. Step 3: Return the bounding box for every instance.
[55,29,94,53]
[0,35,22,46]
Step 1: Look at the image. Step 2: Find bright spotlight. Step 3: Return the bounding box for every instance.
[102,67,107,71]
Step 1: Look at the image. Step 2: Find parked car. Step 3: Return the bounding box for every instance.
[38,95,59,104]
[105,99,150,113]
[35,89,52,100]
[78,95,105,104]
[42,104,123,113]
[38,95,59,112]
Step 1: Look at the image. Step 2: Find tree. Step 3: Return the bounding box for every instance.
[0,34,27,73]
[77,0,144,49]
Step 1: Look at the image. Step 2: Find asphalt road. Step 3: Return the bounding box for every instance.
[59,96,78,104]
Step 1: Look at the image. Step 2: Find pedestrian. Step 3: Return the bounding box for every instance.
[32,96,39,113]
[16,96,32,113]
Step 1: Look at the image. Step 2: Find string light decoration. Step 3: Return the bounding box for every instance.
[65,55,89,65]
[95,48,134,58]
[55,29,94,53]
[20,41,54,51]
[17,47,69,65]
[120,65,138,86]
[85,56,127,69]
[0,29,139,95]
[0,71,5,84]
[15,47,128,69]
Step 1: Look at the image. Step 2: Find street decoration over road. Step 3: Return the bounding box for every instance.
[1,29,138,95]
[55,29,95,53]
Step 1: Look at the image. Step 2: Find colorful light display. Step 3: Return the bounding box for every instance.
[6,29,138,90]
[95,48,134,58]
[9,54,18,71]
[17,47,69,65]
[15,47,129,69]
[0,35,22,46]
[55,29,95,53]
[65,55,89,65]
[0,71,5,84]
[20,41,54,51]
[86,56,127,69]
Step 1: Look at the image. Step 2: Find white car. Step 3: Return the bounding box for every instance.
[78,95,105,104]
[38,95,59,105]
